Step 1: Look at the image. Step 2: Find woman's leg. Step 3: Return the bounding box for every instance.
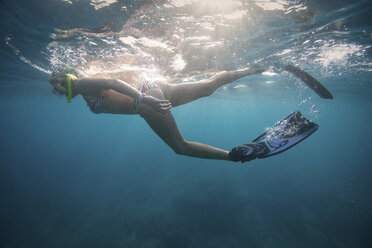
[138,88,230,160]
[161,67,264,107]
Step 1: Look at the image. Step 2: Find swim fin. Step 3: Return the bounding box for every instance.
[229,111,318,162]
[284,65,333,99]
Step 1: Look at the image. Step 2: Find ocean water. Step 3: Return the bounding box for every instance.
[1,0,371,247]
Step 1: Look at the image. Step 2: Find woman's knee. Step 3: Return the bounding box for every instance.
[170,139,189,155]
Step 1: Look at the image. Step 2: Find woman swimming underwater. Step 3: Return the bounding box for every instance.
[50,66,329,163]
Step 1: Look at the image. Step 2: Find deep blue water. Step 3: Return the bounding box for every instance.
[1,0,372,247]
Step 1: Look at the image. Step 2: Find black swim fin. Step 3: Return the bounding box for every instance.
[284,65,333,99]
[229,111,318,162]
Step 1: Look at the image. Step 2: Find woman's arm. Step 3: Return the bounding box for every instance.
[75,78,140,98]
[75,77,172,113]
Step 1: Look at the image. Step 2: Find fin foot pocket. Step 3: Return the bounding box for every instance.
[229,142,270,162]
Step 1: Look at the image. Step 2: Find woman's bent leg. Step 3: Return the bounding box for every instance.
[162,67,264,107]
[138,88,230,160]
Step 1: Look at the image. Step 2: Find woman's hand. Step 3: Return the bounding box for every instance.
[142,94,172,113]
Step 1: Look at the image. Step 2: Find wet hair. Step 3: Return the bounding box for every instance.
[49,67,78,86]
[49,71,66,86]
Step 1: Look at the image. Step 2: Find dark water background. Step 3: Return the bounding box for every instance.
[1,0,372,247]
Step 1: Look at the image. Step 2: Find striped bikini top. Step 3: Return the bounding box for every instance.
[86,95,104,114]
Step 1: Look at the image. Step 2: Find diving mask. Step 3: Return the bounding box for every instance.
[51,74,74,103]
[52,83,67,97]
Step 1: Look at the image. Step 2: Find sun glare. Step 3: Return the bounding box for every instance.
[169,0,242,9]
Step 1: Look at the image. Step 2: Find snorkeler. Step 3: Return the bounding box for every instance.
[50,65,328,163]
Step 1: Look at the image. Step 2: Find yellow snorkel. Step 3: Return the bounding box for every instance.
[65,74,76,103]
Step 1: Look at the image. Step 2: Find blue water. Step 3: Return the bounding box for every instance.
[1,0,371,247]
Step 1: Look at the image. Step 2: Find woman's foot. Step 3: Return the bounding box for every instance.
[228,142,270,163]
